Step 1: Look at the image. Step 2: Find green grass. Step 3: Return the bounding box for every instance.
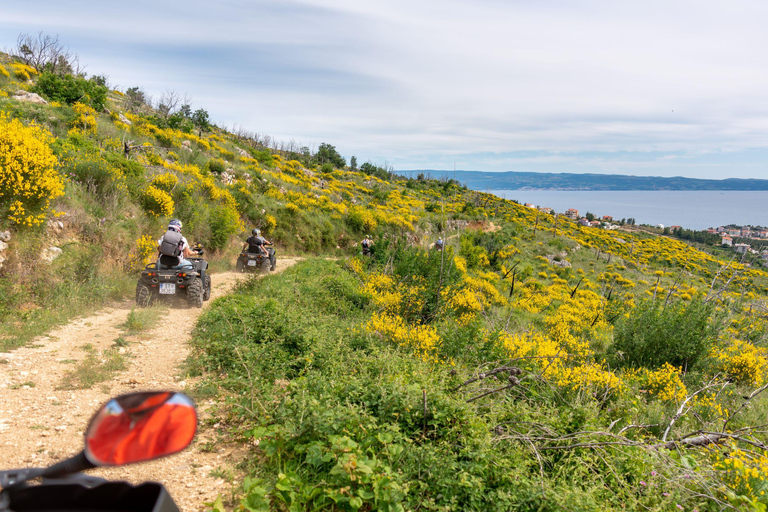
[57,343,128,390]
[121,305,166,334]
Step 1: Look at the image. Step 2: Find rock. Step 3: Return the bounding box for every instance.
[47,220,64,233]
[41,247,63,263]
[118,113,132,125]
[0,241,7,252]
[12,91,48,104]
[0,231,10,242]
[238,148,249,157]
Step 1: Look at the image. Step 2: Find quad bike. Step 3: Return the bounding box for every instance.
[236,248,275,274]
[0,390,196,512]
[135,244,211,308]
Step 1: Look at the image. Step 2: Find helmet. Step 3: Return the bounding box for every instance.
[254,228,261,235]
[168,219,182,231]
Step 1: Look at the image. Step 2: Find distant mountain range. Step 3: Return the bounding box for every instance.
[396,170,768,191]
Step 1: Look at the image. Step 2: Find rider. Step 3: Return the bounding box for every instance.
[243,228,276,270]
[157,219,194,268]
[361,235,373,255]
[435,237,444,250]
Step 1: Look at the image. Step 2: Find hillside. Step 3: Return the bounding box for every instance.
[2,47,768,512]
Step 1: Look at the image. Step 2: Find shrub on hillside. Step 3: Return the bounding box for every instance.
[206,204,241,252]
[610,297,723,370]
[0,113,64,226]
[70,160,125,196]
[69,102,97,134]
[206,158,226,175]
[31,71,108,111]
[140,185,174,218]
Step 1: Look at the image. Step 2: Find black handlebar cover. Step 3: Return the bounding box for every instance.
[3,480,180,512]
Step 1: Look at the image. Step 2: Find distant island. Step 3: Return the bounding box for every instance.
[396,170,768,191]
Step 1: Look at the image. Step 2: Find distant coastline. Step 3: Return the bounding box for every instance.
[396,170,768,191]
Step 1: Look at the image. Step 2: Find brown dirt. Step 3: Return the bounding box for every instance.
[0,257,301,511]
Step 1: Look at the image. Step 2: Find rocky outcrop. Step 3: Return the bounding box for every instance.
[0,231,10,270]
[41,247,63,264]
[12,90,48,104]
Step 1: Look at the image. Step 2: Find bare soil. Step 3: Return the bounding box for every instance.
[0,258,301,511]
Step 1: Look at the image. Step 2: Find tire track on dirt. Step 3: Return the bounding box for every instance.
[0,258,300,511]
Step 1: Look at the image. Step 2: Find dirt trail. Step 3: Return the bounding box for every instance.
[0,258,301,511]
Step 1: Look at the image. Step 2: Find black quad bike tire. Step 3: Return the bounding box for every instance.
[187,278,204,308]
[135,281,152,308]
[203,274,212,301]
[236,258,244,272]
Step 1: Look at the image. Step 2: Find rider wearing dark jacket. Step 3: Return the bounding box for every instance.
[242,228,276,270]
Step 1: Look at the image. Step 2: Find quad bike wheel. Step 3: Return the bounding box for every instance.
[236,258,244,272]
[187,278,204,308]
[203,274,212,301]
[136,281,152,308]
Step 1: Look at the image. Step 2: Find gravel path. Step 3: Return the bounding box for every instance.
[0,258,300,511]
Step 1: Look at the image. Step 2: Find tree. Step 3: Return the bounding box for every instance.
[350,155,357,171]
[13,32,80,76]
[585,212,595,221]
[125,87,147,113]
[156,89,187,119]
[314,143,345,168]
[191,108,210,136]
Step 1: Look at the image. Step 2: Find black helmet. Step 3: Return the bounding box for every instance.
[252,228,258,235]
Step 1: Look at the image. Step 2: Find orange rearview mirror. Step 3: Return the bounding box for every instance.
[84,391,197,466]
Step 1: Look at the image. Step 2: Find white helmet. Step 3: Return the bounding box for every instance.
[168,219,182,231]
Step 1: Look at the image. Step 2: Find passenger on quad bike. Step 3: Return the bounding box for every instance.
[157,219,194,269]
[242,228,276,271]
[434,237,444,250]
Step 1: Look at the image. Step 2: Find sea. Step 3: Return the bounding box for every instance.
[486,190,768,231]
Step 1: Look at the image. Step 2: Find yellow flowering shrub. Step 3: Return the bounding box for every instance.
[0,64,9,78]
[263,214,277,235]
[714,340,767,386]
[367,312,441,362]
[70,103,97,134]
[151,172,179,192]
[713,446,768,502]
[128,235,158,270]
[644,363,687,402]
[0,114,64,226]
[141,185,174,217]
[10,62,38,80]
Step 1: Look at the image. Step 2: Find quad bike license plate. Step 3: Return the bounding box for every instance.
[159,283,176,294]
[247,260,257,266]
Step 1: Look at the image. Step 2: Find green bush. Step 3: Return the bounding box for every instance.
[206,158,226,175]
[609,297,723,370]
[32,71,108,111]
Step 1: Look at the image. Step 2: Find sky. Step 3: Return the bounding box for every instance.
[2,0,768,179]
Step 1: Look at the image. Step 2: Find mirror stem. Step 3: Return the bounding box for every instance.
[39,451,96,480]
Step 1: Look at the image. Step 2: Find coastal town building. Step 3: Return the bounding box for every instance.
[734,243,750,254]
[722,236,733,247]
[565,208,579,220]
[578,218,590,227]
